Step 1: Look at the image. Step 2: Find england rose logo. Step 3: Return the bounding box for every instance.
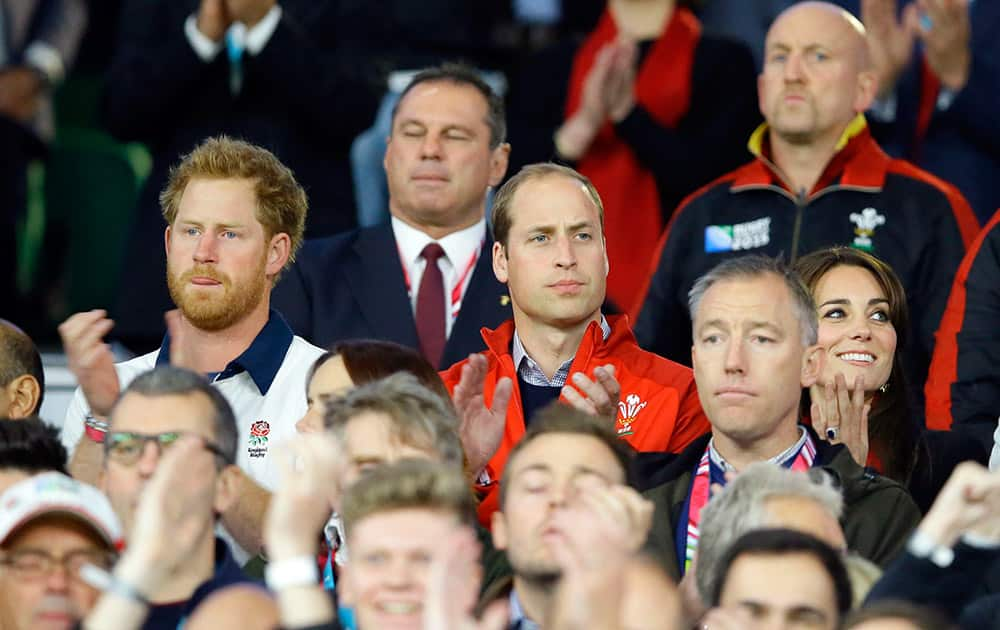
[250,421,270,437]
[249,420,270,448]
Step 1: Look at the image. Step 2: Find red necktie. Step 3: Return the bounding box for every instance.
[416,243,446,367]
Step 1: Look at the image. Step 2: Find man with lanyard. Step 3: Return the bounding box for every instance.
[441,162,708,526]
[640,255,920,582]
[58,137,324,565]
[272,62,513,370]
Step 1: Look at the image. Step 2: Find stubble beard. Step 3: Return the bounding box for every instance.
[770,99,818,146]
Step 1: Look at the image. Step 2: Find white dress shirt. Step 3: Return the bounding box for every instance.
[391,216,486,338]
[185,5,283,61]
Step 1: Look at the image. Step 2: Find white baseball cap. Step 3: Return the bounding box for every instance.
[0,472,123,551]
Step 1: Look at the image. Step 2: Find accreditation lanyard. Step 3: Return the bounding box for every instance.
[400,241,482,321]
[677,434,817,575]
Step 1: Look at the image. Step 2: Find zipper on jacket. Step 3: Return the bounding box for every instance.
[790,188,807,261]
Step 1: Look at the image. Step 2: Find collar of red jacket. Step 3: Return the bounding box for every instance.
[480,314,635,364]
[733,114,892,195]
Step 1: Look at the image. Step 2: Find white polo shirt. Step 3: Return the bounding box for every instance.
[61,311,324,491]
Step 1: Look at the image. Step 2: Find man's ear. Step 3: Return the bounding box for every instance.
[488,143,511,187]
[854,69,879,113]
[266,233,291,279]
[757,72,767,117]
[4,375,41,418]
[492,241,508,284]
[213,464,241,515]
[491,510,508,551]
[164,225,172,257]
[801,343,824,388]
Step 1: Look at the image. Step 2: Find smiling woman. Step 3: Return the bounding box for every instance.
[795,248,987,511]
[794,247,918,486]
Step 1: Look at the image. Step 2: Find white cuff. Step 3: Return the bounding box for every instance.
[265,554,319,590]
[185,14,224,62]
[908,530,954,568]
[23,41,65,84]
[243,5,282,56]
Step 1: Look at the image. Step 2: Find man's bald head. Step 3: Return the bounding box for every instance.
[759,0,878,146]
[768,1,871,68]
[0,320,44,418]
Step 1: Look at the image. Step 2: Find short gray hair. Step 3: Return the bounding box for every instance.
[688,255,818,346]
[696,462,843,602]
[111,366,238,465]
[323,373,463,469]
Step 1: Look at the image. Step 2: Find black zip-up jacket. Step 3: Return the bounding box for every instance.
[638,428,922,581]
[633,118,980,418]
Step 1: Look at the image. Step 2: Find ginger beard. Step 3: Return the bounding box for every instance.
[166,251,268,331]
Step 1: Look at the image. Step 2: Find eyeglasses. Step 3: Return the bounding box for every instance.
[0,549,116,582]
[104,431,231,466]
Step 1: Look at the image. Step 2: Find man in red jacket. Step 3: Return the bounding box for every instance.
[441,163,708,525]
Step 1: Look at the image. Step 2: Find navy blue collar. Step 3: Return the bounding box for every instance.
[154,309,294,395]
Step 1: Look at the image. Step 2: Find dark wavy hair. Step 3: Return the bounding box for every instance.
[0,418,67,475]
[794,247,918,483]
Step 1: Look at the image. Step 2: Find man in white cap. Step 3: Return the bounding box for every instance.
[0,471,123,630]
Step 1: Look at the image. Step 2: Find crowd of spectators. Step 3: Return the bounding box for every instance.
[1,1,999,629]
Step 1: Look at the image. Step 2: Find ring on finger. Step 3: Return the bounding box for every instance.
[826,426,840,441]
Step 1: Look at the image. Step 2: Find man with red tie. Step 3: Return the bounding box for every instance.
[272,63,513,369]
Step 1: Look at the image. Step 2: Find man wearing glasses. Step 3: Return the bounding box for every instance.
[0,471,122,630]
[95,366,250,628]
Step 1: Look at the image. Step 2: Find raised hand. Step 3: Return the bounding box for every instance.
[561,364,621,424]
[423,526,508,630]
[197,0,231,41]
[452,354,512,477]
[58,310,120,417]
[810,373,870,466]
[264,433,345,561]
[225,0,278,27]
[114,436,219,594]
[606,40,639,123]
[915,0,972,90]
[861,0,919,97]
[555,44,616,160]
[919,461,1000,548]
[164,309,197,372]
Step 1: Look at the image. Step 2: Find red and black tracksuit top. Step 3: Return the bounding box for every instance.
[633,116,979,417]
[925,209,1000,449]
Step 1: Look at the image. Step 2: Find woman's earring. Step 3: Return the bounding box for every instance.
[878,381,890,394]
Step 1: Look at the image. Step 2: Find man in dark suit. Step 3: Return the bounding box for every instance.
[1,0,86,320]
[273,63,512,369]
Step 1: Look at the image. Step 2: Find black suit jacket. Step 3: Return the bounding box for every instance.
[105,0,378,344]
[272,222,512,369]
